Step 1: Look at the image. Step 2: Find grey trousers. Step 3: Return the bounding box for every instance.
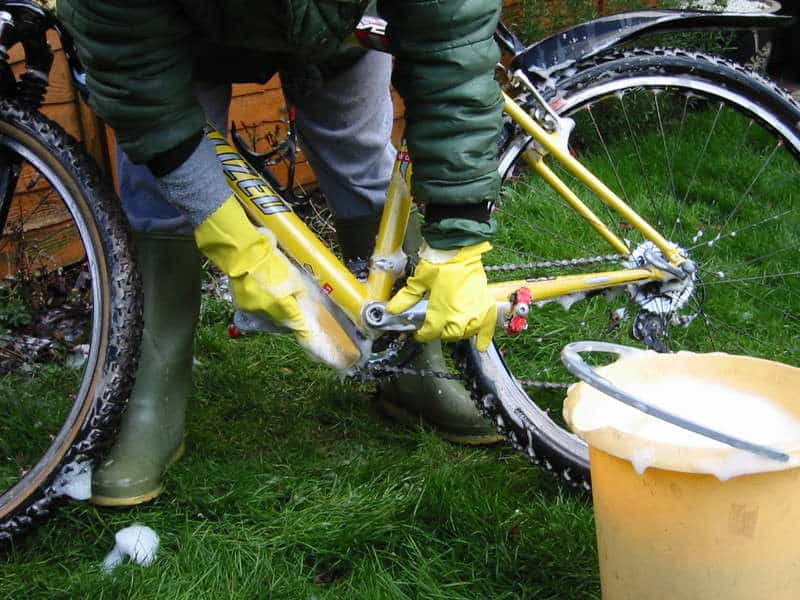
[118,51,396,235]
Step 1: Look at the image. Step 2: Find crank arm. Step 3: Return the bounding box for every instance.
[363,300,428,331]
[363,287,533,334]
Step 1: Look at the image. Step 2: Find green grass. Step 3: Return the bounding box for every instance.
[0,367,81,491]
[5,4,800,594]
[1,323,597,599]
[6,93,798,595]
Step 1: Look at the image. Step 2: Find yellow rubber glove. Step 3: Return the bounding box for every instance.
[194,196,311,339]
[386,241,496,351]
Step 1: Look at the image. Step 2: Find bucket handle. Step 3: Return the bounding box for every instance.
[561,341,789,463]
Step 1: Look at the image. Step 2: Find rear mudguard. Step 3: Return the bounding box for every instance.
[508,10,794,81]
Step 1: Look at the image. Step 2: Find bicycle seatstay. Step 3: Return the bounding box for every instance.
[503,92,682,265]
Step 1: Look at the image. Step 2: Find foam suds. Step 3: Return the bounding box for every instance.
[52,461,92,500]
[295,291,361,371]
[594,377,800,449]
[102,525,159,573]
[243,231,367,371]
[536,292,587,311]
[683,0,778,11]
[574,374,800,479]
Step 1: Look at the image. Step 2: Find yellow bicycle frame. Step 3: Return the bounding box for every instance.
[209,89,681,345]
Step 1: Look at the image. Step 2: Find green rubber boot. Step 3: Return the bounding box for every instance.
[338,210,502,445]
[378,339,503,445]
[91,233,202,506]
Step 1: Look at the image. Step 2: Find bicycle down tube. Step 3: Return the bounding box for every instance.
[209,130,372,327]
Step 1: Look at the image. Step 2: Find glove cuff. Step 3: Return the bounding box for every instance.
[419,241,492,264]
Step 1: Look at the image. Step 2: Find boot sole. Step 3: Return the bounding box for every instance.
[90,441,185,507]
[378,398,504,446]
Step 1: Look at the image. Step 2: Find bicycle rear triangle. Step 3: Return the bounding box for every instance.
[564,348,800,600]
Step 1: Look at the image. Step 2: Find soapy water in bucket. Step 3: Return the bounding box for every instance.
[583,376,800,474]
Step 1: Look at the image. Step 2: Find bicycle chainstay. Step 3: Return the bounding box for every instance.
[350,252,626,388]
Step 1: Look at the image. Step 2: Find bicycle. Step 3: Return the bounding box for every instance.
[1,0,799,544]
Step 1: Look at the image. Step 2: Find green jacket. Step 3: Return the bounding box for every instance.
[57,0,503,247]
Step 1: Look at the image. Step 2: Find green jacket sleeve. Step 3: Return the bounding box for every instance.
[378,0,504,249]
[57,0,205,165]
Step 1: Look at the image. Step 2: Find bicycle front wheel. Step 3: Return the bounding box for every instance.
[0,100,141,543]
[467,48,800,490]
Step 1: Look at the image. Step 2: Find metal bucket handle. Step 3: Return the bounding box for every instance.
[561,341,789,463]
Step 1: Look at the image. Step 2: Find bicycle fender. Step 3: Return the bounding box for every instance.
[511,10,794,81]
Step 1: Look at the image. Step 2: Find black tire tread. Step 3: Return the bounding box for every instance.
[0,99,141,545]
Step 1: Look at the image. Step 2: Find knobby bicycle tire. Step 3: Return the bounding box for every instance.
[466,48,800,492]
[0,99,141,544]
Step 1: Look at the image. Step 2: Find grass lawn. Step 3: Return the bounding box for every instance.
[4,5,800,595]
[0,317,598,599]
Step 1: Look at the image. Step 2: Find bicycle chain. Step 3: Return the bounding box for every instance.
[353,362,462,382]
[350,253,625,388]
[484,253,626,273]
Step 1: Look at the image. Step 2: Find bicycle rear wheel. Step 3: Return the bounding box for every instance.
[0,100,141,543]
[466,49,800,490]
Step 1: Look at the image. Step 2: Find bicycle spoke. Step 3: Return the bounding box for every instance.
[653,92,680,234]
[500,195,601,259]
[586,102,631,206]
[667,94,691,242]
[686,207,796,252]
[695,267,800,331]
[699,270,800,286]
[735,243,799,267]
[734,118,755,157]
[680,101,724,206]
[695,310,779,357]
[0,176,61,262]
[617,92,665,229]
[619,92,648,177]
[715,139,782,240]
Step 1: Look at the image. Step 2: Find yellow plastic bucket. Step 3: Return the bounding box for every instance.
[562,344,800,600]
